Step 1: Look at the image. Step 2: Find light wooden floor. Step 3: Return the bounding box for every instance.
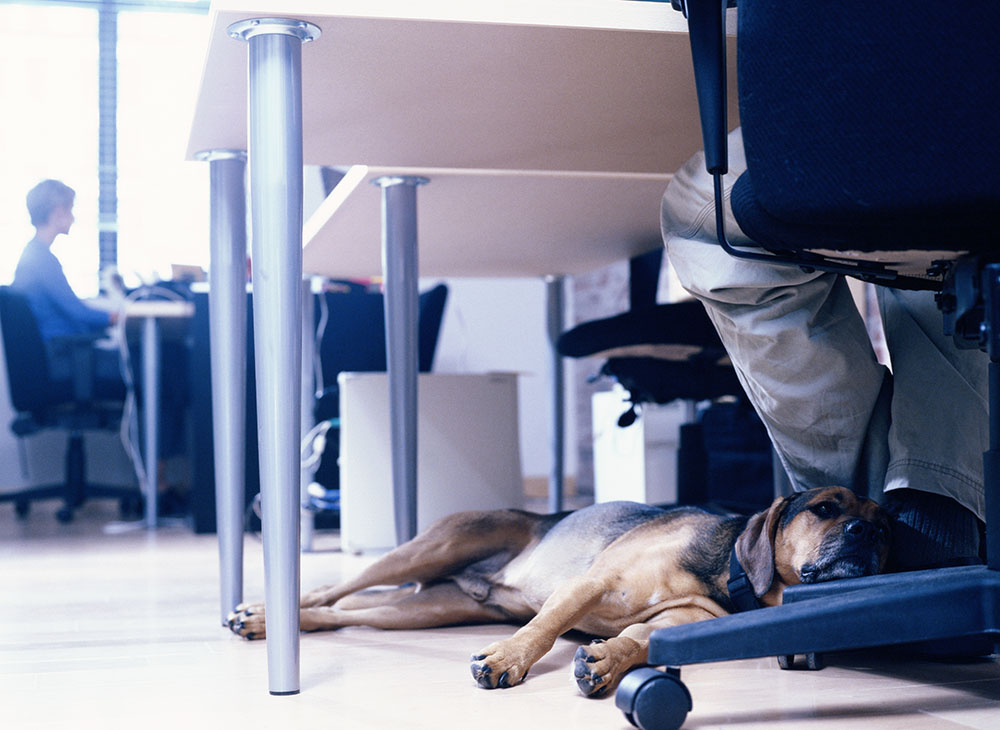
[3,499,1000,730]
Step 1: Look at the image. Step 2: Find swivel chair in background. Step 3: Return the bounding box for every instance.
[307,281,448,515]
[558,249,774,513]
[615,3,1000,729]
[0,286,138,523]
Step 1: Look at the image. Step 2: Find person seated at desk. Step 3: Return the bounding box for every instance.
[13,180,191,515]
[13,179,122,396]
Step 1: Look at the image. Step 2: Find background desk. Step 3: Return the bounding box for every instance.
[91,297,194,528]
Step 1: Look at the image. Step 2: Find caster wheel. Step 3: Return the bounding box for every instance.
[616,667,692,730]
[15,500,30,519]
[56,506,74,524]
[777,654,793,670]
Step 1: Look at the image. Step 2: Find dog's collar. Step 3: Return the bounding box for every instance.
[727,547,762,613]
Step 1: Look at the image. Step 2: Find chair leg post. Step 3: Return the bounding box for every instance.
[986,361,1000,570]
[982,263,1000,570]
[66,433,86,508]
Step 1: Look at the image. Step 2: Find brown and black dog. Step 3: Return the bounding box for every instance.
[228,486,889,696]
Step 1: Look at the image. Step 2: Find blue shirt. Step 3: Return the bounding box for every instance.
[12,239,111,340]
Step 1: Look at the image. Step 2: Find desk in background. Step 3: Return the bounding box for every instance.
[90,297,194,528]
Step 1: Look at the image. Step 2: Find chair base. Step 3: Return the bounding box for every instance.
[648,565,1000,667]
[615,566,1000,730]
[0,432,141,523]
[0,481,142,523]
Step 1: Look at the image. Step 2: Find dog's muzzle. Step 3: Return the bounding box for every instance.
[800,519,886,584]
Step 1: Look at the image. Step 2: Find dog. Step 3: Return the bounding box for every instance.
[227,486,889,697]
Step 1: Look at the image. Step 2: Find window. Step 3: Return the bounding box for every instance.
[0,4,99,295]
[116,9,210,286]
[0,1,211,295]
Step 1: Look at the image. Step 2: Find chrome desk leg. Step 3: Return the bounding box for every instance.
[141,316,159,528]
[229,17,320,696]
[197,149,247,625]
[545,275,565,513]
[301,278,315,553]
[373,176,427,545]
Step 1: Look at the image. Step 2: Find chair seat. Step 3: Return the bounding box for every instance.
[599,356,741,406]
[558,300,728,360]
[732,173,994,261]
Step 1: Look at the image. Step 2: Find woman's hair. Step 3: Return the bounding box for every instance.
[26,179,75,226]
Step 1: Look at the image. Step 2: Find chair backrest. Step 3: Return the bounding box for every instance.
[731,2,999,254]
[317,282,449,384]
[0,286,60,413]
[629,249,663,312]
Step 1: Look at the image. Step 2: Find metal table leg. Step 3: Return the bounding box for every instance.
[373,176,427,545]
[229,16,320,696]
[545,275,565,513]
[301,279,316,553]
[142,316,159,528]
[197,149,248,625]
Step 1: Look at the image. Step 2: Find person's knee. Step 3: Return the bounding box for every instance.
[660,128,823,301]
[660,127,749,247]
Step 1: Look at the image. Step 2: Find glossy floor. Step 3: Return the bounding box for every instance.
[3,500,999,730]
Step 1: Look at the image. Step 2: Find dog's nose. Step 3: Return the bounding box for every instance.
[843,519,877,544]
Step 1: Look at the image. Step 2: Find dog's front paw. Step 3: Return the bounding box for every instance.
[573,637,639,697]
[227,602,266,640]
[470,641,531,689]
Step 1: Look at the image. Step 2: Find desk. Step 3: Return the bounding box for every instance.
[187,0,737,695]
[91,298,195,528]
[305,165,671,536]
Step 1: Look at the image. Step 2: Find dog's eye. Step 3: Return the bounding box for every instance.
[810,502,839,519]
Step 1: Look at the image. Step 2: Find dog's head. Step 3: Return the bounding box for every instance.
[734,486,890,604]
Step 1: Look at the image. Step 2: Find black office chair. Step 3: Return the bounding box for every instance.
[557,249,743,419]
[558,249,774,511]
[615,3,1000,729]
[0,286,138,523]
[307,281,449,509]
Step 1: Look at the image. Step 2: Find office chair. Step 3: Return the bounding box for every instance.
[0,287,138,523]
[558,249,743,419]
[615,3,1000,729]
[308,281,448,504]
[558,249,774,511]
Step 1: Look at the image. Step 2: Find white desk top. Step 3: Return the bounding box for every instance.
[187,0,738,175]
[89,298,195,319]
[303,166,672,279]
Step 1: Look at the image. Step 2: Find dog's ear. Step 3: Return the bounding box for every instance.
[735,496,790,597]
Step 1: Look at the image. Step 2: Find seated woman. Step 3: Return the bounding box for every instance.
[13,179,121,396]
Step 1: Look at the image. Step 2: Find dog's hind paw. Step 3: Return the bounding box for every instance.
[227,602,266,640]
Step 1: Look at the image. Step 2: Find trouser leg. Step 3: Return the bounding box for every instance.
[879,287,988,520]
[666,236,890,498]
[662,128,986,523]
[661,127,890,497]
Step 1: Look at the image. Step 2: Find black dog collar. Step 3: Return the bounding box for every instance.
[727,547,762,613]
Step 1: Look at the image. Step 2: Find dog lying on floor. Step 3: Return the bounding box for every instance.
[228,486,889,696]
